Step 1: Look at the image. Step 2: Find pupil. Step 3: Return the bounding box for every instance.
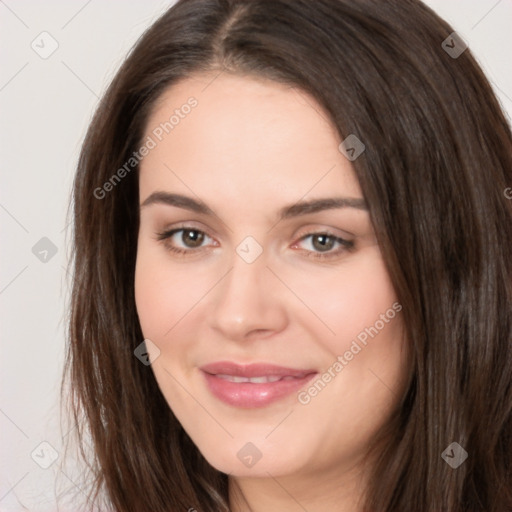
[183,230,204,247]
[313,234,333,252]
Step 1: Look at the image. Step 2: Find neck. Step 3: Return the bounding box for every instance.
[228,459,370,512]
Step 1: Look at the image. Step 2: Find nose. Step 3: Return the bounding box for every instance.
[209,247,288,342]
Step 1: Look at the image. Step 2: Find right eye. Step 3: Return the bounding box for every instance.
[156,227,216,256]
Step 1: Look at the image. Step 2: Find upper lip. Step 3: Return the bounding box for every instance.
[200,361,317,378]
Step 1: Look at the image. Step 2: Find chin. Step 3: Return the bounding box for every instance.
[195,438,305,478]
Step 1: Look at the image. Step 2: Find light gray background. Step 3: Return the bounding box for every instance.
[1,1,511,510]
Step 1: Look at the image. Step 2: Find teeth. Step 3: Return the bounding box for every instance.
[216,374,286,383]
[251,376,281,383]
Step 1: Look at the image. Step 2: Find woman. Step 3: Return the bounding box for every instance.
[64,0,512,510]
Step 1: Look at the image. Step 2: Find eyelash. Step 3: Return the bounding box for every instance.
[155,227,355,261]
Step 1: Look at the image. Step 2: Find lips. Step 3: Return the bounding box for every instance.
[215,374,293,383]
[200,361,317,408]
[201,361,315,378]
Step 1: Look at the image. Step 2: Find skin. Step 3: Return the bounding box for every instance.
[135,72,408,512]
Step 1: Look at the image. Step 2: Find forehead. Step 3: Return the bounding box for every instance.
[139,72,361,204]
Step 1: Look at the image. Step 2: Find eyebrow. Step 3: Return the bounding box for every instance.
[140,191,368,220]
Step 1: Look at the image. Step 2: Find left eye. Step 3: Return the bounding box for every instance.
[293,232,354,257]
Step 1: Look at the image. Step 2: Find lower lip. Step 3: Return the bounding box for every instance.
[201,371,317,408]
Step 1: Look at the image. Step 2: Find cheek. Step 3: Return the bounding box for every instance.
[134,241,203,341]
[283,246,399,350]
[134,258,170,340]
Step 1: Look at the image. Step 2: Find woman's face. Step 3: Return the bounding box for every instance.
[135,72,407,481]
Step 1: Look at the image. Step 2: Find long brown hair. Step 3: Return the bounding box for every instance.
[63,0,512,510]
